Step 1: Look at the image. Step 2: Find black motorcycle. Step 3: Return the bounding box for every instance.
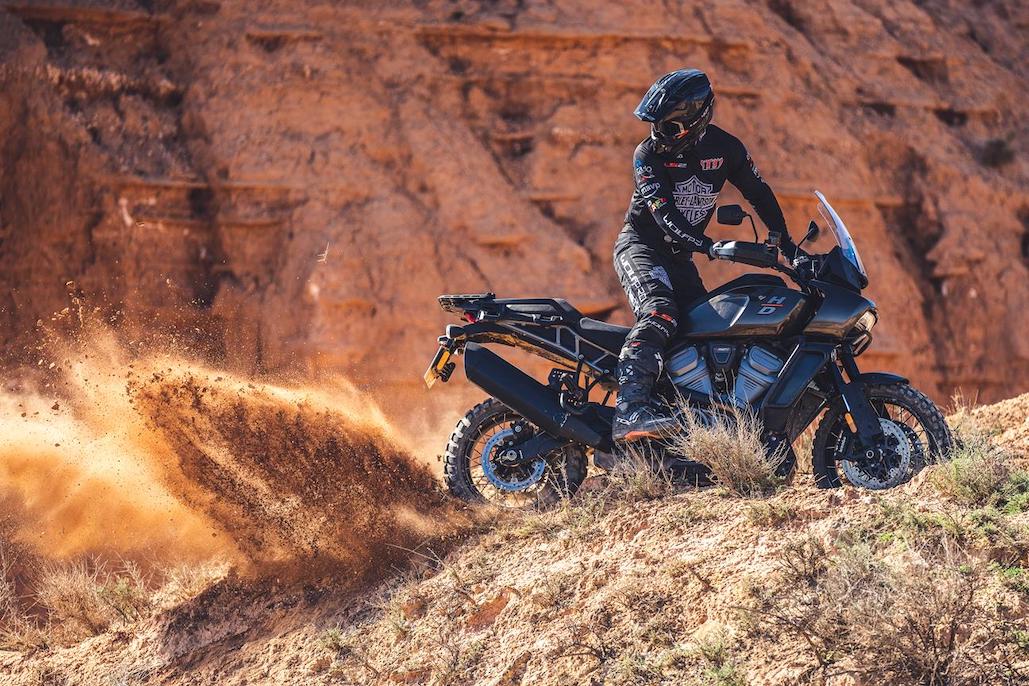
[424,192,953,508]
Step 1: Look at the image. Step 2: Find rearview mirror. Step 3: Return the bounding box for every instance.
[717,204,747,226]
[801,220,821,245]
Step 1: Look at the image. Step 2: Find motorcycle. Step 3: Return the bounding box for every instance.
[424,192,953,508]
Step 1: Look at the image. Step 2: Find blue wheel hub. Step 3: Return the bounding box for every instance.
[481,428,547,492]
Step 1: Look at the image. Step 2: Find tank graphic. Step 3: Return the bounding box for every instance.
[681,284,807,339]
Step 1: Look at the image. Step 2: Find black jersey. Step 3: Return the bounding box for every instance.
[624,124,797,258]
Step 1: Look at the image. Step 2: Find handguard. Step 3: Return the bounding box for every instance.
[712,241,779,268]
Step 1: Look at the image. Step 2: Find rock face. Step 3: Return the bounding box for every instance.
[1,0,1026,404]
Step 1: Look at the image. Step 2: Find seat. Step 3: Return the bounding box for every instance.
[577,317,630,353]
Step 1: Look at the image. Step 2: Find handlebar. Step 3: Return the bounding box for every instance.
[711,241,810,293]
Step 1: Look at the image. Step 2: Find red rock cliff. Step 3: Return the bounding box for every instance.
[1,0,1026,404]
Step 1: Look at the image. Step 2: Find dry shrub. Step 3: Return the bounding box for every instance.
[745,499,799,527]
[606,441,677,502]
[666,402,785,497]
[35,559,151,641]
[0,541,16,623]
[0,542,39,650]
[930,426,1011,507]
[154,559,229,609]
[742,540,1026,684]
[930,422,1029,519]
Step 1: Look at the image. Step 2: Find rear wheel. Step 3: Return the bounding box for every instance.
[812,382,953,489]
[443,399,588,509]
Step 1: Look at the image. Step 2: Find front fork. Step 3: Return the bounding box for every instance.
[828,348,885,449]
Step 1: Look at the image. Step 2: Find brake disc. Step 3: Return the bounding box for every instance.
[841,417,912,490]
[481,428,546,492]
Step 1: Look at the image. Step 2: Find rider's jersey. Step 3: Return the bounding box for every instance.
[624,124,797,259]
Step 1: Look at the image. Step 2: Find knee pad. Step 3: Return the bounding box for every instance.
[631,303,678,347]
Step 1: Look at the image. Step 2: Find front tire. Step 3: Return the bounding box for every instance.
[443,399,588,509]
[812,382,953,489]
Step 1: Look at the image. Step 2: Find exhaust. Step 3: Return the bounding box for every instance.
[462,343,608,448]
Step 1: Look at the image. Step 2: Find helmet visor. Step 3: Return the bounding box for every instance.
[654,96,710,141]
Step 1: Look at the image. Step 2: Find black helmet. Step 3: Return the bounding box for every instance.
[635,68,714,156]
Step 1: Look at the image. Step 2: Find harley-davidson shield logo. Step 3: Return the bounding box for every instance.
[673,176,718,225]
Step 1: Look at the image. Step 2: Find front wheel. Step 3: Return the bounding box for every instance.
[812,382,953,489]
[443,399,588,509]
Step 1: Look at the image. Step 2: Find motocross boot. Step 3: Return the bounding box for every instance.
[612,343,676,442]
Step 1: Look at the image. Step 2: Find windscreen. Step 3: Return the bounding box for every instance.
[815,190,867,279]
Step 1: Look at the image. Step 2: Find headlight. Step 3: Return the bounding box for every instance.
[856,310,877,332]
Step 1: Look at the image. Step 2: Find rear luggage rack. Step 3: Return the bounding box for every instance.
[438,292,496,314]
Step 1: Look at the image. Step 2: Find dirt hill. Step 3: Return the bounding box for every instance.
[0,386,1024,686]
[1,0,1027,417]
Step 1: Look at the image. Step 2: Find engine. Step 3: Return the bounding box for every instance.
[666,342,785,407]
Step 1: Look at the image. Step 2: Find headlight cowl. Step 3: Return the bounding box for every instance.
[856,310,877,333]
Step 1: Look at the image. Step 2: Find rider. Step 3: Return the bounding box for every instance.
[612,68,804,442]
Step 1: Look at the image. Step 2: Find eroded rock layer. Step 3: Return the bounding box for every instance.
[1,0,1026,403]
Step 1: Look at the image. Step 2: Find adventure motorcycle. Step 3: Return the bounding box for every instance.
[424,192,953,508]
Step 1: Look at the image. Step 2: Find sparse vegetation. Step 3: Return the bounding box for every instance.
[34,559,151,641]
[154,559,229,608]
[607,441,678,501]
[745,499,800,526]
[0,556,229,650]
[665,402,786,497]
[930,427,1015,508]
[740,539,1026,684]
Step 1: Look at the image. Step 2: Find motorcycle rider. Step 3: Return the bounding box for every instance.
[613,68,804,442]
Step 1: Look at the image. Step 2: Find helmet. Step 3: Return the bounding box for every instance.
[635,68,714,156]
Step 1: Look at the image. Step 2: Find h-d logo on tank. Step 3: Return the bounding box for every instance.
[757,295,787,315]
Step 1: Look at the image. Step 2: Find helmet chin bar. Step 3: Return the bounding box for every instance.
[652,124,708,156]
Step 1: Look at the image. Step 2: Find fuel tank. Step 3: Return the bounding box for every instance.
[680,278,808,339]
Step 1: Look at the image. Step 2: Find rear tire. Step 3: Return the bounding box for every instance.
[812,382,953,489]
[443,399,588,509]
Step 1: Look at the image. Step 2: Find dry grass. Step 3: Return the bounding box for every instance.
[740,532,1028,685]
[153,559,229,609]
[665,401,785,497]
[4,395,1027,685]
[0,555,228,650]
[0,542,45,651]
[0,541,16,623]
[35,559,151,641]
[930,423,1029,514]
[605,440,678,502]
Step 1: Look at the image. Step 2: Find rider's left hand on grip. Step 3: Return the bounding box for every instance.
[709,240,733,260]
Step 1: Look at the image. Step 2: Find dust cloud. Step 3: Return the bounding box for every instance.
[0,325,466,582]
